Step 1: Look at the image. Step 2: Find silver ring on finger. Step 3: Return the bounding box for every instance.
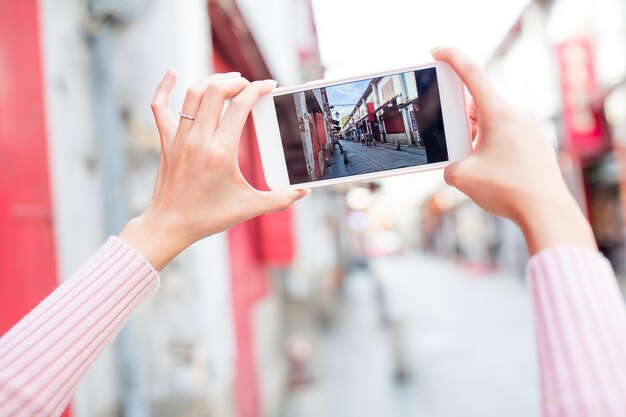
[179,111,196,121]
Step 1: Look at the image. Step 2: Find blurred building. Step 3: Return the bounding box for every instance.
[420,0,626,277]
[419,188,527,274]
[487,0,626,275]
[0,1,347,417]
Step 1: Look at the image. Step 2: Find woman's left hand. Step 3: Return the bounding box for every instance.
[119,69,309,270]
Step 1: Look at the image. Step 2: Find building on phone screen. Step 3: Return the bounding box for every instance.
[293,87,339,181]
[341,73,421,148]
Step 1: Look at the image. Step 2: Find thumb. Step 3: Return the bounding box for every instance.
[443,160,465,188]
[259,188,311,213]
[431,47,502,114]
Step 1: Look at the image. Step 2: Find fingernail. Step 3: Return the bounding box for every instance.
[431,47,443,55]
[227,71,241,77]
[263,79,278,88]
[295,189,311,200]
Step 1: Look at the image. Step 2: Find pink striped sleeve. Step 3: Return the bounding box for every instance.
[0,236,160,417]
[528,246,626,417]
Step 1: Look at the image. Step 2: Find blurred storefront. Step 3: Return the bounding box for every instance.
[487,0,626,276]
[420,0,626,277]
[0,0,347,417]
[418,188,527,274]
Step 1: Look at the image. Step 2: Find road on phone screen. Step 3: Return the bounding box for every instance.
[322,140,428,180]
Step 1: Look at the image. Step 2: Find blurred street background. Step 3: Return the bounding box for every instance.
[1,0,626,417]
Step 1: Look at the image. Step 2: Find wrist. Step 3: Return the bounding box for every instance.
[118,209,190,270]
[515,192,597,255]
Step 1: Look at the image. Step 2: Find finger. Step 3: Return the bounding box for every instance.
[178,72,241,136]
[431,47,502,111]
[467,96,477,121]
[151,68,177,139]
[193,76,250,137]
[215,79,277,150]
[471,120,479,143]
[466,97,479,142]
[151,69,177,200]
[257,188,311,213]
[443,160,464,188]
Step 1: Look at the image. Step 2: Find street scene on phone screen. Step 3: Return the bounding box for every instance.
[274,68,449,184]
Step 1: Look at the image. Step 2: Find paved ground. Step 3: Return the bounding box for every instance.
[322,140,428,180]
[281,254,539,417]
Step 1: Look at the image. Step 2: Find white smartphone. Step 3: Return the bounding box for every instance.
[252,61,472,190]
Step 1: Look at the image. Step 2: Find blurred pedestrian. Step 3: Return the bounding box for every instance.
[1,48,625,417]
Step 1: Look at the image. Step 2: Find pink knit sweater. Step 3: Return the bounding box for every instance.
[1,238,625,417]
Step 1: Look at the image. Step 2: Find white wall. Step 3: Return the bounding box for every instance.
[252,288,287,417]
[487,10,560,123]
[39,1,117,415]
[236,0,303,85]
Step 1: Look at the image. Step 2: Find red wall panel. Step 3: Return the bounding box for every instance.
[0,0,59,335]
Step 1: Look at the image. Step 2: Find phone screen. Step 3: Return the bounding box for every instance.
[272,67,449,185]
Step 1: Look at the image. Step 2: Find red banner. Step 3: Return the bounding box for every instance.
[555,39,606,159]
[367,102,375,122]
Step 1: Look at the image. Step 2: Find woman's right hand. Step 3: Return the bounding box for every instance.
[431,47,596,255]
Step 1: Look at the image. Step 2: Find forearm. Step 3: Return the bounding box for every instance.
[0,237,159,417]
[515,190,597,256]
[119,211,189,271]
[528,246,626,417]
[431,45,626,415]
